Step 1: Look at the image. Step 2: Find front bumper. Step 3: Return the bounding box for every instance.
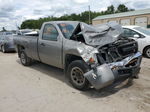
[84,52,142,90]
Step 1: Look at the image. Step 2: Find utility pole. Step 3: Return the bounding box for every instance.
[88,5,91,24]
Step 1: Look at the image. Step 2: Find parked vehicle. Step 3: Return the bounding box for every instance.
[24,31,39,36]
[122,26,150,58]
[16,29,32,35]
[0,32,15,53]
[14,21,142,90]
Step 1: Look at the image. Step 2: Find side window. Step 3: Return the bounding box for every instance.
[42,24,58,41]
[122,28,138,37]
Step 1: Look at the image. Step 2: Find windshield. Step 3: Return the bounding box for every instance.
[134,27,150,36]
[58,23,77,39]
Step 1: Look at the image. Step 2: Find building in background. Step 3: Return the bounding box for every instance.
[92,9,150,28]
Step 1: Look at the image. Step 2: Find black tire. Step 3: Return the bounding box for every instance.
[20,51,33,66]
[144,46,150,58]
[1,45,6,53]
[67,60,90,90]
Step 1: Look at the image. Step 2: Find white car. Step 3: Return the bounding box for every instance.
[16,29,32,35]
[122,26,150,58]
[24,31,39,36]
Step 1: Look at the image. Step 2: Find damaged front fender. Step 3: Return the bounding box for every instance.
[63,39,99,64]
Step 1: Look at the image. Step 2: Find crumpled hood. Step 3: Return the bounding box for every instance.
[80,22,123,47]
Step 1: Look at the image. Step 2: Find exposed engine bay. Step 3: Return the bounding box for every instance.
[97,37,138,64]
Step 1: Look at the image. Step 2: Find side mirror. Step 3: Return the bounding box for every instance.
[133,34,140,38]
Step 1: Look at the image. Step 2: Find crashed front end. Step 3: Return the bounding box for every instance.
[76,38,142,89]
[64,22,142,90]
[77,23,142,90]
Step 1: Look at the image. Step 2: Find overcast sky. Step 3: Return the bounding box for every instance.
[0,0,150,30]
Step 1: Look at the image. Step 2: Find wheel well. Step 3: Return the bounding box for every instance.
[143,45,150,54]
[65,54,83,72]
[1,44,4,51]
[17,45,25,58]
[1,44,4,48]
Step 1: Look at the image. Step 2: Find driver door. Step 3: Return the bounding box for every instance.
[38,23,63,68]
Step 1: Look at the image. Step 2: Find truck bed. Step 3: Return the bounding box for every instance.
[14,35,40,61]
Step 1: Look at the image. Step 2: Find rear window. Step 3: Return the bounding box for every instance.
[134,27,150,36]
[5,32,13,35]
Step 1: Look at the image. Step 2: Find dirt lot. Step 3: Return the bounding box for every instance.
[0,52,150,112]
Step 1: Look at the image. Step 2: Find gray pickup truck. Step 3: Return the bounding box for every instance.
[14,21,142,90]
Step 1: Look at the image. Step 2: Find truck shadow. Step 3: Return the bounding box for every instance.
[16,60,72,87]
[16,60,134,98]
[81,78,133,98]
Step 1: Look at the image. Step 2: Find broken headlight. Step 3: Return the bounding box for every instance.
[77,44,99,65]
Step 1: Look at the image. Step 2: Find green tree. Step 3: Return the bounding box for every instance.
[116,4,129,13]
[106,5,115,14]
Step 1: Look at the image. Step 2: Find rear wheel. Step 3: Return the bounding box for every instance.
[67,60,90,90]
[1,45,6,53]
[20,51,33,66]
[144,46,150,58]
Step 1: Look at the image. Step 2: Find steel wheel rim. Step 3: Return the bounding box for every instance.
[21,53,26,64]
[71,67,85,86]
[146,48,150,57]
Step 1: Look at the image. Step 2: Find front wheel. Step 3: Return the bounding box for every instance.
[20,51,33,66]
[67,60,90,90]
[144,46,150,58]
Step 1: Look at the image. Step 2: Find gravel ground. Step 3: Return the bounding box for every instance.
[0,52,150,112]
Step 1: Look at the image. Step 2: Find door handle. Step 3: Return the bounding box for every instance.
[40,43,45,46]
